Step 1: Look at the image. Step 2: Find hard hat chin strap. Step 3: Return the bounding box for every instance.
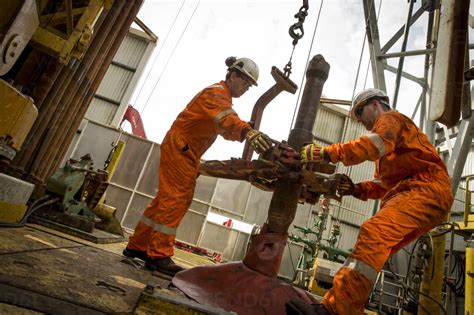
[379,100,391,111]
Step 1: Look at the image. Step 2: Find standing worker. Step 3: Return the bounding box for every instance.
[123,56,273,276]
[288,88,453,315]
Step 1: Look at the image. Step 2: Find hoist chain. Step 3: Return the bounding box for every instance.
[283,49,294,78]
[284,0,309,78]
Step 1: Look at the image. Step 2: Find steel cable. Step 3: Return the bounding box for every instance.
[131,0,187,111]
[139,0,201,117]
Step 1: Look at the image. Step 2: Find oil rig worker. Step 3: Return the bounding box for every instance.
[289,88,453,315]
[123,57,273,276]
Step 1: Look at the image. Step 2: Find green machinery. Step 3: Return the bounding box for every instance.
[289,198,350,292]
[46,154,107,221]
[35,143,126,242]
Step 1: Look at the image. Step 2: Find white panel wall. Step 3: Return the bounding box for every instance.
[85,26,156,126]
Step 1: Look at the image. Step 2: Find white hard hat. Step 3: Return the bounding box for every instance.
[229,57,259,86]
[350,88,390,120]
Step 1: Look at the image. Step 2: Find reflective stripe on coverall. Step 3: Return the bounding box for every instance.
[128,81,250,258]
[321,112,453,315]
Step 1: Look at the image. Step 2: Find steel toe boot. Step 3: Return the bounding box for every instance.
[122,247,149,261]
[145,257,185,276]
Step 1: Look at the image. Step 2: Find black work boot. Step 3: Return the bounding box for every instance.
[123,247,149,262]
[145,257,185,276]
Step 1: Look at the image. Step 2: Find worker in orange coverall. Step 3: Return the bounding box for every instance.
[123,57,273,276]
[286,88,453,315]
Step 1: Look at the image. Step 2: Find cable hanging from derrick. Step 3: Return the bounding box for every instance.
[132,0,187,111]
[114,0,187,153]
[340,0,382,168]
[139,0,201,117]
[109,0,189,170]
[333,0,383,222]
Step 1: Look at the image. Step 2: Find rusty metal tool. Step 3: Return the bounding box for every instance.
[200,137,343,204]
[242,66,298,160]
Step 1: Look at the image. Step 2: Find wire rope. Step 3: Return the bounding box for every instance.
[114,0,187,152]
[139,0,201,117]
[333,0,382,221]
[131,0,187,110]
[363,56,371,89]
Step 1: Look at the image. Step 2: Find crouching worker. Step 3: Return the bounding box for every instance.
[289,88,453,315]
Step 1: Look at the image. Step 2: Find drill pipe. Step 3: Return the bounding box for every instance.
[47,0,144,178]
[27,0,126,188]
[40,0,131,181]
[266,54,329,233]
[11,62,80,179]
[28,57,63,110]
[10,10,107,178]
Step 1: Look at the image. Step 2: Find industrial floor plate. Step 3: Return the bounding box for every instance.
[0,224,216,314]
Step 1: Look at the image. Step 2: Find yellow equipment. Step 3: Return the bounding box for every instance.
[93,140,126,236]
[466,247,474,314]
[0,79,38,162]
[31,0,113,65]
[455,176,474,314]
[418,231,445,314]
[308,257,342,296]
[0,79,38,224]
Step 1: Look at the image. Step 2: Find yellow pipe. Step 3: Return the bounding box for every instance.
[91,140,125,236]
[464,176,474,227]
[418,233,445,315]
[95,140,125,206]
[105,140,126,180]
[467,247,474,315]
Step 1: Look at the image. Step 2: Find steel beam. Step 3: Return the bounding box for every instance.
[447,108,474,194]
[392,0,415,109]
[381,4,427,54]
[379,48,436,59]
[384,63,425,86]
[363,0,387,91]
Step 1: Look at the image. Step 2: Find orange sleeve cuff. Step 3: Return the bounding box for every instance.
[325,137,382,166]
[354,181,387,200]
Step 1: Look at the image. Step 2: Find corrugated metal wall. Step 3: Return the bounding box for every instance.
[85,28,156,127]
[313,103,377,254]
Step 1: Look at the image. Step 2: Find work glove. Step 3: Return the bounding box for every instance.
[300,143,325,164]
[337,174,358,196]
[245,129,272,154]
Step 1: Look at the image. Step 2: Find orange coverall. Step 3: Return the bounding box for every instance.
[128,81,250,258]
[321,112,453,315]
